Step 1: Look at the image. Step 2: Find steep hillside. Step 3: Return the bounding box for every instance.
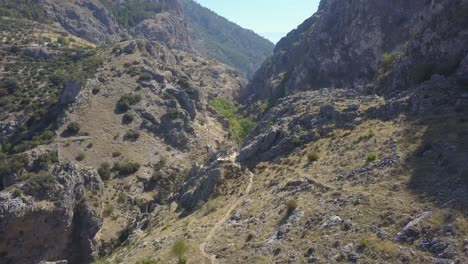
[179,0,274,78]
[1,0,468,264]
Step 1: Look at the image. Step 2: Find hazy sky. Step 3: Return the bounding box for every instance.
[195,0,321,44]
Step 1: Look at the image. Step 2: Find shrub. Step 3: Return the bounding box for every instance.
[124,130,140,141]
[122,112,135,124]
[92,87,100,95]
[201,199,219,216]
[22,171,56,193]
[0,78,20,94]
[98,162,111,180]
[136,258,159,264]
[138,72,153,82]
[112,151,122,158]
[57,36,70,46]
[286,199,298,215]
[113,162,140,176]
[367,153,377,162]
[66,122,81,135]
[12,188,23,197]
[166,108,182,119]
[35,151,58,171]
[159,156,168,168]
[210,98,256,144]
[381,52,400,72]
[171,240,189,264]
[117,93,142,112]
[307,151,320,162]
[76,152,86,161]
[103,204,114,218]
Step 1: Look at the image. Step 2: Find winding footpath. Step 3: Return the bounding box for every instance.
[199,153,254,264]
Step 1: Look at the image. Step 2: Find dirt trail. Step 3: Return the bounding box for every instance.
[199,153,254,264]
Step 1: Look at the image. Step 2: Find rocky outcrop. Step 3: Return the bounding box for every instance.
[243,0,428,102]
[177,152,243,213]
[39,0,123,44]
[238,89,381,166]
[0,163,103,264]
[133,12,192,51]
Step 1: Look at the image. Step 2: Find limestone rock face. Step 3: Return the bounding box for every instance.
[133,12,192,51]
[243,0,427,102]
[0,163,103,264]
[39,0,123,44]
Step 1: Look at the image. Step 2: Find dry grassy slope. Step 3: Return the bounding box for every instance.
[56,40,246,245]
[92,92,468,263]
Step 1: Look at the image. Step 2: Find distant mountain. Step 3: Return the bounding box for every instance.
[180,0,274,78]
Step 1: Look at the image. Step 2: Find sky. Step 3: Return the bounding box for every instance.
[195,0,321,44]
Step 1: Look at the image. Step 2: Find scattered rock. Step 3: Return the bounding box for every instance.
[395,211,432,243]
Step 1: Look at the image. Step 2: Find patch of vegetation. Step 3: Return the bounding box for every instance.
[99,0,165,28]
[117,93,142,112]
[113,162,140,176]
[201,199,219,216]
[75,152,86,161]
[112,151,122,158]
[166,108,182,119]
[367,153,378,162]
[381,52,400,72]
[138,72,153,82]
[98,162,111,180]
[34,151,58,171]
[66,122,81,135]
[57,36,70,46]
[307,151,320,163]
[159,156,168,168]
[286,199,298,215]
[135,258,159,264]
[21,171,56,194]
[210,97,256,144]
[122,112,135,124]
[124,130,140,141]
[0,154,29,190]
[0,0,50,23]
[171,240,189,264]
[103,204,114,218]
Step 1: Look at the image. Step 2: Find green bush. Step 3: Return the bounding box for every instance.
[138,72,153,82]
[307,151,320,162]
[98,162,111,180]
[103,204,114,218]
[136,258,159,264]
[210,98,256,144]
[117,93,142,112]
[35,151,58,171]
[159,156,168,168]
[113,162,140,176]
[0,78,20,94]
[66,122,81,135]
[286,199,298,215]
[122,112,135,124]
[57,36,70,46]
[22,171,56,193]
[367,153,378,162]
[171,240,189,264]
[166,108,182,119]
[381,52,400,72]
[76,152,86,161]
[124,130,140,141]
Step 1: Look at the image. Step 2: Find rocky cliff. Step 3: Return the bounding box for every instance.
[243,0,468,102]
